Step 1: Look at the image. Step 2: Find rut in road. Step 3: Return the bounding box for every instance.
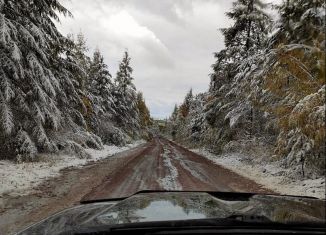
[83,137,272,201]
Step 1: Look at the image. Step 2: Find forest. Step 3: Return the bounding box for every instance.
[0,0,324,179]
[166,0,325,179]
[0,0,151,162]
[0,1,325,233]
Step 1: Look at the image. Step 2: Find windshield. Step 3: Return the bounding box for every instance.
[0,0,325,234]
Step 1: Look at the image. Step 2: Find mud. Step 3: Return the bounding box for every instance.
[84,137,272,200]
[1,137,273,235]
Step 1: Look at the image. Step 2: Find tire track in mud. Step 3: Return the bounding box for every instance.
[82,140,161,200]
[84,137,272,201]
[163,140,227,191]
[163,138,272,194]
[2,137,272,235]
[156,140,182,190]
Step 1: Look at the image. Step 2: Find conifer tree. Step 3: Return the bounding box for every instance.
[169,104,180,140]
[88,48,112,113]
[115,51,135,94]
[171,105,179,121]
[208,0,272,130]
[75,33,89,64]
[224,0,271,55]
[184,88,193,107]
[112,51,140,135]
[259,0,326,174]
[169,0,325,177]
[0,0,101,160]
[271,0,325,46]
[210,0,271,88]
[72,33,90,90]
[179,89,193,118]
[136,92,151,127]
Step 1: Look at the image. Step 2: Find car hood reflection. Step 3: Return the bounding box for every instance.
[17,192,325,235]
[99,199,206,224]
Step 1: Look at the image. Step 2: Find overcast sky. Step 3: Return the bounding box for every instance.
[56,0,267,118]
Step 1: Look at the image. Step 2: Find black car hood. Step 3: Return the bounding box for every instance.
[17,192,325,235]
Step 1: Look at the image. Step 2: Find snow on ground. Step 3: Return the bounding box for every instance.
[157,147,182,190]
[192,149,325,199]
[0,140,145,197]
[169,144,206,182]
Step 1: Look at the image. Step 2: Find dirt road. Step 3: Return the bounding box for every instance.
[83,137,271,200]
[1,137,271,234]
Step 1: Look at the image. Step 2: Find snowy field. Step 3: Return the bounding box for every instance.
[193,149,325,199]
[0,140,145,197]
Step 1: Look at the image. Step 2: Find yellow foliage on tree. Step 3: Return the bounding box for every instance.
[81,95,93,118]
[263,36,325,160]
[179,103,189,119]
[137,92,152,127]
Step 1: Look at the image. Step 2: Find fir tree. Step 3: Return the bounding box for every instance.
[0,0,101,160]
[88,48,112,113]
[259,0,326,174]
[210,0,271,89]
[112,52,140,136]
[223,0,271,59]
[115,51,135,94]
[271,0,325,46]
[172,0,325,177]
[73,33,90,90]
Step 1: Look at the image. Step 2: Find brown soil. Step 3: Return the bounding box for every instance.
[0,137,273,235]
[84,137,272,200]
[0,143,148,235]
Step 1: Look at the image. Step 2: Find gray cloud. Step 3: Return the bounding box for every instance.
[57,0,235,118]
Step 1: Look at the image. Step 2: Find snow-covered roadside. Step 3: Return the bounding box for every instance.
[0,140,145,197]
[192,149,325,199]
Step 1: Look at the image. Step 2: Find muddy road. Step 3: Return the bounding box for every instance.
[1,137,271,234]
[83,137,270,200]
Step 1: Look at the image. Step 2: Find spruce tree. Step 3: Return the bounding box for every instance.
[203,0,273,153]
[271,0,325,46]
[69,32,90,90]
[88,48,112,113]
[259,0,326,174]
[210,0,271,90]
[112,51,140,136]
[223,0,271,59]
[115,51,135,94]
[0,0,101,160]
[215,0,325,175]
